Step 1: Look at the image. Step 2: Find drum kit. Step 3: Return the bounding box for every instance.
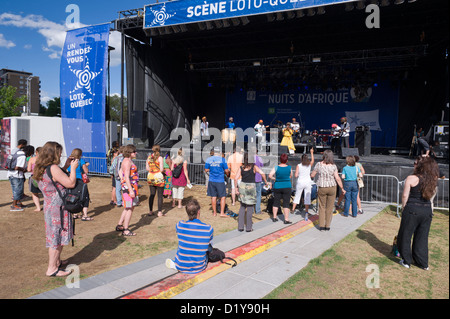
[311,129,333,146]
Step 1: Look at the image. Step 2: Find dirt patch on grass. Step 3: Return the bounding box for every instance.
[0,177,271,299]
[267,207,449,299]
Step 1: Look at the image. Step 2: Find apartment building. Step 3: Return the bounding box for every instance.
[0,68,41,114]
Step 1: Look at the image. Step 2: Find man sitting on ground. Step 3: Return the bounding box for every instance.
[166,199,214,274]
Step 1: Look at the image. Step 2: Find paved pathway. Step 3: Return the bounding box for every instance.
[29,202,387,299]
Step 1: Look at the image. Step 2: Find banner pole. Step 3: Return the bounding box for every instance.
[120,31,125,146]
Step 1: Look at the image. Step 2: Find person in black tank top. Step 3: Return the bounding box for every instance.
[397,156,439,270]
[235,152,268,232]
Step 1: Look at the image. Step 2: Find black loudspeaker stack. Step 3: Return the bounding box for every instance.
[355,126,371,157]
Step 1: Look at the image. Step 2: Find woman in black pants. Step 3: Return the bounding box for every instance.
[268,153,293,224]
[397,156,439,270]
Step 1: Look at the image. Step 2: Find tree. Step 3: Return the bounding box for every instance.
[0,85,27,118]
[45,97,61,117]
[108,94,128,124]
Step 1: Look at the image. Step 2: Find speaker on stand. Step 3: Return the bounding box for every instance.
[355,126,371,157]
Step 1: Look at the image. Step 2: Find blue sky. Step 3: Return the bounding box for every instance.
[0,0,155,105]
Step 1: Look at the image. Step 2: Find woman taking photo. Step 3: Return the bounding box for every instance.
[235,152,269,232]
[146,145,165,217]
[116,144,139,236]
[310,150,345,231]
[34,141,78,277]
[397,156,439,270]
[268,153,293,224]
[171,148,191,209]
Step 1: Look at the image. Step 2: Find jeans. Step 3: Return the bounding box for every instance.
[255,182,263,214]
[344,180,359,217]
[9,177,24,201]
[115,179,122,205]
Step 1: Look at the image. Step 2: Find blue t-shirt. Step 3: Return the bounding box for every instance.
[342,165,360,181]
[67,158,87,179]
[274,165,292,189]
[205,155,228,183]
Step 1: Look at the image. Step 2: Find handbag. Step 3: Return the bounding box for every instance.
[357,176,364,188]
[82,172,90,183]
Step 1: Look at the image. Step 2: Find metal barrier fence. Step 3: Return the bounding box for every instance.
[78,156,448,213]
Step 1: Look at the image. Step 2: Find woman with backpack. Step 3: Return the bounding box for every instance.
[33,141,79,277]
[66,148,93,221]
[171,148,191,209]
[146,145,165,217]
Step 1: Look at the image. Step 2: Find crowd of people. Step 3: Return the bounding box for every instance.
[4,137,442,276]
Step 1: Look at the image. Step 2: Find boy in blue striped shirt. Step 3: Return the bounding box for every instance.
[166,199,214,274]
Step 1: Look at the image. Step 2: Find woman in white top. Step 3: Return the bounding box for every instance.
[292,148,314,220]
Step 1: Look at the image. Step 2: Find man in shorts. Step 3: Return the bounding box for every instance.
[205,147,230,217]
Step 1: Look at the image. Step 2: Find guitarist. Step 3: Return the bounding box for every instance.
[340,117,351,149]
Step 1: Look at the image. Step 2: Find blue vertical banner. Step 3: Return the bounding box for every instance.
[60,23,110,172]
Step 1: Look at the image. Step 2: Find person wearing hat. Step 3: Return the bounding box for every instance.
[331,123,341,154]
[340,117,350,149]
[226,117,235,129]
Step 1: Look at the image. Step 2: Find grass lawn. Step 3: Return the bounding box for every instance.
[264,206,449,299]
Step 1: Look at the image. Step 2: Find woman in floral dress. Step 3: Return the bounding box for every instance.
[33,141,79,277]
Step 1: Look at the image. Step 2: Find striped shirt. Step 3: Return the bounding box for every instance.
[174,219,214,274]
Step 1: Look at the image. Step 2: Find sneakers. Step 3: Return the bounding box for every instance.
[165,258,177,270]
[399,259,410,269]
[10,205,24,212]
[358,209,364,215]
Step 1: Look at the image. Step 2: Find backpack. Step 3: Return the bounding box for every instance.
[46,166,86,215]
[5,150,25,171]
[207,244,237,267]
[172,163,183,179]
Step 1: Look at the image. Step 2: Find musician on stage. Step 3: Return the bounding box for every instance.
[331,123,340,154]
[201,116,209,138]
[340,117,350,149]
[280,123,296,153]
[254,119,269,150]
[226,117,235,129]
[291,118,301,143]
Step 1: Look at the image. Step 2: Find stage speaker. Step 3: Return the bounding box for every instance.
[341,148,359,158]
[355,126,371,156]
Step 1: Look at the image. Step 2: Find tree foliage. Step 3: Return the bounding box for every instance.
[0,85,27,118]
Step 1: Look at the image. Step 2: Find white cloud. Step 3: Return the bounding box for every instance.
[0,13,66,58]
[24,44,32,49]
[0,13,122,65]
[0,33,16,48]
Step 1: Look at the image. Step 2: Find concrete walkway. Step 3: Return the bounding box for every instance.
[29,202,387,299]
